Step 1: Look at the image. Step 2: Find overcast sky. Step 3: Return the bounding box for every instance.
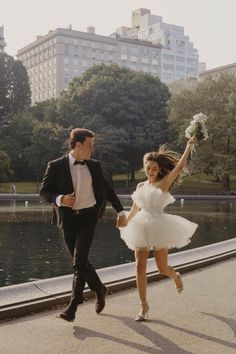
[1,0,235,70]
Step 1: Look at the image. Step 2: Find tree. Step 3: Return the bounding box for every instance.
[0,150,12,180]
[57,64,170,179]
[28,122,69,179]
[31,99,58,123]
[0,110,38,180]
[169,73,236,191]
[1,110,68,180]
[0,53,31,128]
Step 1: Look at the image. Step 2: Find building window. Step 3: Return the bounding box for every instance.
[176,65,185,72]
[176,75,185,80]
[121,45,127,54]
[176,56,185,63]
[152,50,158,59]
[74,46,79,56]
[176,40,185,47]
[131,47,138,55]
[187,58,198,65]
[130,56,138,62]
[163,73,174,81]
[163,63,174,72]
[141,57,149,64]
[141,48,149,56]
[121,54,127,61]
[187,67,198,75]
[163,54,175,61]
[64,75,69,84]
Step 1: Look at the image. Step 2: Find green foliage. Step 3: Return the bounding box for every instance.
[28,122,69,178]
[57,64,170,179]
[0,111,38,179]
[0,63,171,181]
[31,99,58,123]
[0,53,31,127]
[0,150,12,180]
[169,72,236,190]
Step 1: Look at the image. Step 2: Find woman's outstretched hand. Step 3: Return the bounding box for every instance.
[187,136,197,147]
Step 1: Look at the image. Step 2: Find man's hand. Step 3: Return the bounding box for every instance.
[61,193,76,208]
[116,214,128,228]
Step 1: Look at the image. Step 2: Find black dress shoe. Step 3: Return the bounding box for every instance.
[57,301,77,322]
[57,311,75,322]
[95,285,108,314]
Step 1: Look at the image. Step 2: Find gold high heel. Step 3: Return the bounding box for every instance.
[176,272,184,294]
[135,301,149,321]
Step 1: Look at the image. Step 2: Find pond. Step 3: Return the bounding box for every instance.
[0,199,235,287]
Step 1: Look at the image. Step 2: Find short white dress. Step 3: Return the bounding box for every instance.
[120,181,198,250]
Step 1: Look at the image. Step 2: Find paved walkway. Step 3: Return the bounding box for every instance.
[0,258,236,354]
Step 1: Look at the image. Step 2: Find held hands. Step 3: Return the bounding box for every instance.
[61,193,76,208]
[116,214,128,228]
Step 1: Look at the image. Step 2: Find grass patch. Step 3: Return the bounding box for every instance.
[113,173,236,194]
[1,174,236,194]
[0,182,41,194]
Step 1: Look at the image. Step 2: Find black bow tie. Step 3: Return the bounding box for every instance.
[74,160,86,165]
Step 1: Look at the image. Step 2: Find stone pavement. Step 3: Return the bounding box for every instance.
[0,258,236,354]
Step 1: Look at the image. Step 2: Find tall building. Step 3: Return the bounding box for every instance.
[116,8,199,84]
[17,8,199,103]
[0,26,6,53]
[199,62,236,80]
[17,27,161,104]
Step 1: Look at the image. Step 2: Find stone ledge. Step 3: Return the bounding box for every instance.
[0,238,236,320]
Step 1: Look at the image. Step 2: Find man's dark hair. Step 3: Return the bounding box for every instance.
[69,128,95,149]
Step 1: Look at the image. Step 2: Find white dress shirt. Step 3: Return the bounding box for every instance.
[56,154,96,210]
[56,154,126,216]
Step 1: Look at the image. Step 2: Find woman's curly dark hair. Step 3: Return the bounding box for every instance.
[143,144,189,189]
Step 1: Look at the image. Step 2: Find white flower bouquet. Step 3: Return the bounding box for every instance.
[185,113,208,155]
[185,112,209,141]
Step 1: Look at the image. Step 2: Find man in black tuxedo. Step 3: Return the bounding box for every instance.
[40,128,127,322]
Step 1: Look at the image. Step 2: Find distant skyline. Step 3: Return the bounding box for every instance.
[1,0,236,70]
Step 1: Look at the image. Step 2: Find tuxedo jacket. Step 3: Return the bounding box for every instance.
[40,155,124,229]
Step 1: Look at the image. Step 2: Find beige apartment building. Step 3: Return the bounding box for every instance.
[199,62,236,80]
[116,8,199,84]
[17,27,162,104]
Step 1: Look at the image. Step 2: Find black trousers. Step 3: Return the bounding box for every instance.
[62,207,103,305]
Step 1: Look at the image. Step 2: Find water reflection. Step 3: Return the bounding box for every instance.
[0,199,235,287]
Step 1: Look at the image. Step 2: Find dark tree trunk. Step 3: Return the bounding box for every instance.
[221,173,230,192]
[215,175,220,183]
[130,168,135,182]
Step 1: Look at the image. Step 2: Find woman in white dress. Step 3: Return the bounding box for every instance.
[120,137,198,321]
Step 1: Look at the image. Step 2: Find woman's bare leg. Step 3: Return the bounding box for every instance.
[134,248,150,320]
[135,248,149,302]
[154,248,183,290]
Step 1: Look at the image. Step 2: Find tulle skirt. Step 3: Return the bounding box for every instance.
[120,210,198,250]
